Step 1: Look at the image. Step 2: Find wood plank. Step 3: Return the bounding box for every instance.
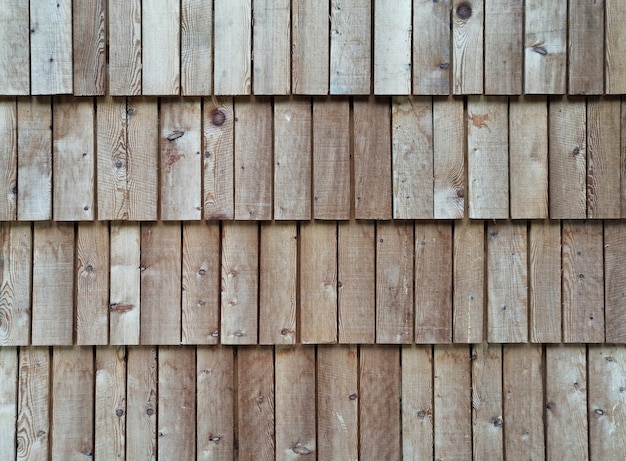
[182,222,220,345]
[0,347,17,461]
[374,0,411,94]
[0,3,29,94]
[509,96,549,218]
[253,0,291,94]
[32,223,74,346]
[203,97,234,219]
[621,98,626,218]
[330,0,371,94]
[354,96,392,219]
[467,95,509,219]
[275,346,316,460]
[53,96,95,221]
[142,0,180,95]
[392,96,433,219]
[453,220,484,343]
[51,347,94,460]
[313,97,351,220]
[588,346,626,460]
[587,97,621,218]
[94,346,126,461]
[181,0,213,95]
[237,347,274,461]
[221,222,258,345]
[126,347,157,461]
[605,222,626,342]
[214,0,252,95]
[376,221,413,344]
[0,223,32,346]
[606,0,626,93]
[292,0,329,94]
[72,0,105,95]
[260,222,297,345]
[568,0,604,95]
[484,0,523,94]
[140,222,182,345]
[158,347,196,461]
[529,220,562,343]
[413,0,451,95]
[546,345,588,461]
[433,96,465,219]
[76,222,109,345]
[108,0,142,95]
[300,221,337,344]
[160,97,202,220]
[338,220,376,344]
[415,222,453,343]
[17,347,50,461]
[234,97,273,220]
[562,220,604,343]
[17,97,52,221]
[109,222,141,345]
[30,0,73,94]
[452,0,484,94]
[524,0,567,94]
[317,345,358,461]
[0,99,16,220]
[196,346,235,461]
[274,97,311,220]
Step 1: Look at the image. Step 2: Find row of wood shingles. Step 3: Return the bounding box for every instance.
[0,344,625,460]
[1,219,625,346]
[2,0,626,96]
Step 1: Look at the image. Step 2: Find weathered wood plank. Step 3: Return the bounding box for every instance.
[413,0,451,95]
[0,98,17,220]
[621,98,626,217]
[253,0,291,95]
[0,3,29,94]
[374,0,411,94]
[292,0,329,94]
[72,0,105,95]
[214,0,252,95]
[605,222,626,343]
[569,0,604,95]
[126,347,157,461]
[606,0,626,94]
[0,347,18,461]
[108,0,141,95]
[484,0,522,94]
[181,0,213,95]
[452,0,484,94]
[142,0,180,95]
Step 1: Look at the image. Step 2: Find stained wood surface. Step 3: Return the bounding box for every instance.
[253,0,291,95]
[72,0,105,95]
[452,0,484,94]
[413,0,451,95]
[292,0,329,94]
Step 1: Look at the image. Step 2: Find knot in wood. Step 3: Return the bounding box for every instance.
[292,445,312,455]
[456,2,472,20]
[212,109,227,126]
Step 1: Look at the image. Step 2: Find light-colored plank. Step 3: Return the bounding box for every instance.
[317,345,358,461]
[503,344,545,461]
[313,97,351,220]
[108,0,141,95]
[237,347,274,461]
[354,96,392,219]
[330,0,371,94]
[142,0,180,95]
[568,0,604,95]
[338,220,376,344]
[17,97,52,221]
[413,0,451,95]
[0,99,16,220]
[76,222,109,345]
[484,0,523,94]
[30,0,72,94]
[72,0,105,95]
[181,0,213,95]
[126,347,157,461]
[51,347,94,460]
[109,222,141,345]
[300,221,337,344]
[292,0,329,94]
[374,0,411,94]
[524,0,567,94]
[433,96,465,219]
[253,0,291,94]
[275,346,316,460]
[234,97,273,220]
[221,222,258,345]
[546,345,588,461]
[452,0,484,94]
[562,220,605,343]
[529,220,562,343]
[0,3,29,94]
[182,222,220,345]
[260,222,297,345]
[605,222,626,342]
[214,0,252,94]
[95,346,126,461]
[549,97,587,219]
[0,347,18,461]
[160,97,202,220]
[274,97,312,220]
[203,97,234,219]
[472,344,503,460]
[467,95,509,219]
[32,223,74,346]
[606,0,626,93]
[53,96,95,221]
[510,96,549,218]
[140,222,182,345]
[392,96,434,219]
[376,221,414,344]
[621,98,626,217]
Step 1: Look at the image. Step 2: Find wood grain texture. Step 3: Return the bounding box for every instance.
[292,0,329,94]
[181,0,213,95]
[606,0,626,93]
[214,0,252,95]
[126,347,157,461]
[0,347,18,461]
[604,221,626,343]
[0,99,17,220]
[374,0,411,95]
[413,0,451,95]
[484,0,522,94]
[108,0,141,95]
[253,0,291,95]
[0,3,29,94]
[72,0,105,95]
[142,0,180,95]
[569,0,604,95]
[452,0,484,94]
